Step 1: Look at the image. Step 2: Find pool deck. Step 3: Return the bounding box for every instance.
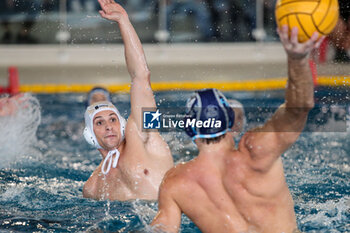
[0,43,349,86]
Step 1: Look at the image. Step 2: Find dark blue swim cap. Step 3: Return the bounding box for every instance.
[184,88,235,140]
[86,87,111,107]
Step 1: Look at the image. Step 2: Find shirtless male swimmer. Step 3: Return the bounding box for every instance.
[151,26,324,232]
[82,0,173,201]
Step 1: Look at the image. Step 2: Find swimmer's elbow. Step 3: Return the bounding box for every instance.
[288,107,313,119]
[302,100,315,112]
[144,70,151,79]
[134,69,151,82]
[285,100,315,115]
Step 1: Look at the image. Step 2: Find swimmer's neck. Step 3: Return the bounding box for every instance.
[98,140,126,159]
[196,133,235,154]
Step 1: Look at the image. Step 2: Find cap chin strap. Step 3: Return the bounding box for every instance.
[101,148,120,175]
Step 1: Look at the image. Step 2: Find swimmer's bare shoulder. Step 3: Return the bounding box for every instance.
[158,163,190,195]
[161,161,204,201]
[162,163,186,183]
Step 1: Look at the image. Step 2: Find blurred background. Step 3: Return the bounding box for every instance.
[0,0,277,44]
[0,0,349,86]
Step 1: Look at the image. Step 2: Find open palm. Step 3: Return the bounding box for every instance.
[98,0,127,22]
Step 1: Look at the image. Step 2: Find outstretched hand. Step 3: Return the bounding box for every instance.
[278,25,325,60]
[97,0,128,22]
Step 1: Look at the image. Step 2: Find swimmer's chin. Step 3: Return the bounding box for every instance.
[101,137,123,150]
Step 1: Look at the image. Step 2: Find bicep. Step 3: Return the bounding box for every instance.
[130,74,156,131]
[242,105,308,170]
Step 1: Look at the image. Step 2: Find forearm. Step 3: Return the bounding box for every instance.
[285,57,315,112]
[118,16,150,80]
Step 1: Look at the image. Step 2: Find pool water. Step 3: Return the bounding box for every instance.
[0,87,349,232]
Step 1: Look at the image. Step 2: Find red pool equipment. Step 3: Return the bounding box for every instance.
[0,67,20,95]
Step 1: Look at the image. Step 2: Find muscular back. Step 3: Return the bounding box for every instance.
[166,143,297,233]
[153,23,317,233]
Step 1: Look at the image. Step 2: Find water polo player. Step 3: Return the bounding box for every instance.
[152,26,324,233]
[82,0,173,201]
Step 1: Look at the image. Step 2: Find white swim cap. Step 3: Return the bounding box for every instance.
[83,101,126,149]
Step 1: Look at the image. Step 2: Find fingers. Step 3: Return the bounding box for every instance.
[310,31,319,42]
[97,0,106,10]
[98,0,105,5]
[314,36,326,49]
[278,25,290,45]
[99,10,114,21]
[98,0,112,11]
[290,26,299,45]
[99,0,115,5]
[303,31,319,49]
[99,10,108,19]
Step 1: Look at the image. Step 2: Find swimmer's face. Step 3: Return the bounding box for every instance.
[93,110,122,150]
[89,92,109,105]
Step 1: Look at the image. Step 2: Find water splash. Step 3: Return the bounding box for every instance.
[0,94,41,168]
[132,199,157,227]
[0,91,348,232]
[298,196,350,232]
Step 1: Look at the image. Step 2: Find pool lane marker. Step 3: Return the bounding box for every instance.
[0,67,20,95]
[19,76,349,93]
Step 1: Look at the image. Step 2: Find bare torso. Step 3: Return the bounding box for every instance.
[152,22,316,233]
[168,142,297,233]
[83,118,172,201]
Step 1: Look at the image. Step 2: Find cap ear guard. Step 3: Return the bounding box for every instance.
[218,95,235,129]
[83,126,101,148]
[227,99,246,132]
[184,93,199,138]
[118,115,127,141]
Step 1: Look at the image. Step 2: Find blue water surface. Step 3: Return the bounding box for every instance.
[0,87,349,232]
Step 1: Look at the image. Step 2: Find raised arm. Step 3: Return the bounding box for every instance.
[241,26,325,171]
[98,0,155,133]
